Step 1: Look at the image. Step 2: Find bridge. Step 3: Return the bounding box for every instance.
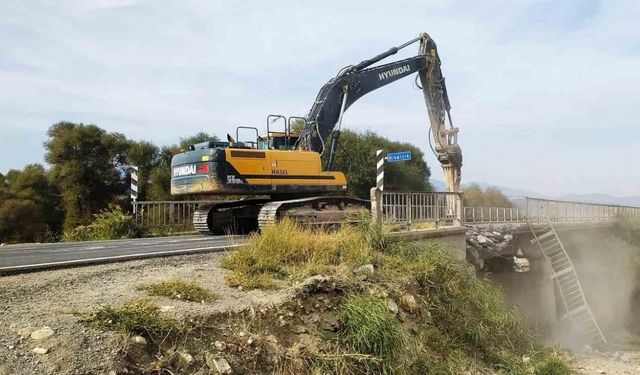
[4,193,636,276]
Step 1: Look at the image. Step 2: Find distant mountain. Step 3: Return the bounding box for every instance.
[556,193,640,207]
[429,179,640,207]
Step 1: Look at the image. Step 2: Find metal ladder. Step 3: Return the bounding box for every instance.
[528,222,606,346]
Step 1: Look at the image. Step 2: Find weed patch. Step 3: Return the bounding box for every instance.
[137,279,215,302]
[64,206,140,241]
[82,299,177,341]
[222,218,372,289]
[339,294,405,360]
[535,354,572,375]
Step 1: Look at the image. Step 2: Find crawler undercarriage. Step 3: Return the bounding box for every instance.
[192,196,370,235]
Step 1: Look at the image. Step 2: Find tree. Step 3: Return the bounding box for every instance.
[6,164,63,234]
[145,146,174,200]
[463,184,513,207]
[45,122,130,230]
[0,172,9,201]
[0,199,48,243]
[329,130,432,199]
[127,140,161,201]
[0,164,62,243]
[178,132,219,149]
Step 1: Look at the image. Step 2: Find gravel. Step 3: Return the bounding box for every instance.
[0,251,289,374]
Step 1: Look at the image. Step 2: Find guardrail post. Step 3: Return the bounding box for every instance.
[407,193,412,230]
[370,187,382,223]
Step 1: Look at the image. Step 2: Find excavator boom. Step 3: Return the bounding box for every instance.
[297,33,462,192]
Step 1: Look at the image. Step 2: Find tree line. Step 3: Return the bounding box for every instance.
[0,122,219,243]
[0,122,434,244]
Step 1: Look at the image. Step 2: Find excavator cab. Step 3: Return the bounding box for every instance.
[257,132,299,150]
[234,115,305,151]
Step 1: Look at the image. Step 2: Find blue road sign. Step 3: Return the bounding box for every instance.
[386,151,412,163]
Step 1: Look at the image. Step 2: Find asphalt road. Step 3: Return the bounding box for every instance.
[0,235,246,274]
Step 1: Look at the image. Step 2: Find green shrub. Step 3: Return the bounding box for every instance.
[137,279,215,302]
[381,241,531,370]
[339,294,405,360]
[82,299,177,341]
[63,206,140,241]
[62,225,93,242]
[90,206,140,240]
[535,354,572,375]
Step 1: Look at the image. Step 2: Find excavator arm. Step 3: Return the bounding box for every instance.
[297,33,462,192]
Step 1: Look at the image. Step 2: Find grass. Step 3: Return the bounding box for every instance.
[221,218,372,289]
[339,294,405,360]
[82,299,177,341]
[535,354,572,375]
[137,279,215,302]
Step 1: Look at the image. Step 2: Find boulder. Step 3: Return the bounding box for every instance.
[205,353,233,374]
[30,327,54,341]
[127,335,149,362]
[476,235,489,244]
[387,299,399,315]
[31,347,48,354]
[398,294,418,312]
[513,257,530,273]
[159,305,175,313]
[175,352,193,368]
[214,341,226,351]
[355,264,374,275]
[292,325,307,334]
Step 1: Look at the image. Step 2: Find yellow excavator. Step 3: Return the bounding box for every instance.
[170,33,462,234]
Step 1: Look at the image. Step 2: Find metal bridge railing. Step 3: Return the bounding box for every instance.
[133,200,215,230]
[133,196,640,232]
[464,197,640,224]
[463,206,527,223]
[375,191,463,228]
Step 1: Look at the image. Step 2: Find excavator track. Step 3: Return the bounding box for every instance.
[257,196,370,231]
[194,196,369,235]
[192,198,270,235]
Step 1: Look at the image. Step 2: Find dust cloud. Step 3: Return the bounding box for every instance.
[561,228,640,348]
[491,226,640,350]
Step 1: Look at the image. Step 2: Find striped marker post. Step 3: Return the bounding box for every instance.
[370,150,385,223]
[131,166,139,213]
[376,149,384,191]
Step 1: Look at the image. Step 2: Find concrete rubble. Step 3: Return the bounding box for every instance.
[466,225,528,272]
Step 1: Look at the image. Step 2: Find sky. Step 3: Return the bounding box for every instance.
[0,0,638,196]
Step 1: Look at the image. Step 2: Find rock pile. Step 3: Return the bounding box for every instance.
[466,226,515,254]
[466,225,526,272]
